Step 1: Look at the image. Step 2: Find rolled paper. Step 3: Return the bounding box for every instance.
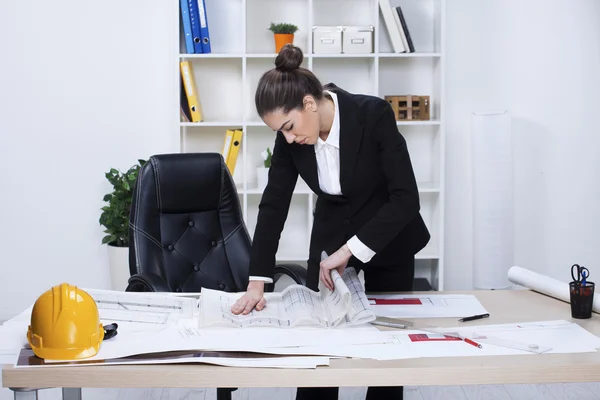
[507,266,600,314]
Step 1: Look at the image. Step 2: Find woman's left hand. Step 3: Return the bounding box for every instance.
[320,244,353,291]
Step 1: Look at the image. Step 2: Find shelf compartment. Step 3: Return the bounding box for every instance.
[182,58,243,123]
[378,0,443,54]
[242,125,297,190]
[378,57,441,120]
[243,126,276,190]
[399,125,442,186]
[312,57,377,96]
[415,259,440,290]
[179,0,244,55]
[182,125,245,187]
[312,0,377,28]
[245,0,309,55]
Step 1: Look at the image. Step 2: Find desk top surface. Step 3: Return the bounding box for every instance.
[4,289,600,388]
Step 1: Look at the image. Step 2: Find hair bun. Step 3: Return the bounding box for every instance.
[275,44,303,72]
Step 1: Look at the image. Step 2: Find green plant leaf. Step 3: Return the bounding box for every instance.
[268,22,298,34]
[99,159,146,246]
[263,147,273,168]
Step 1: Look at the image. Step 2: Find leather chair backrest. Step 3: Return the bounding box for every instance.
[128,153,250,292]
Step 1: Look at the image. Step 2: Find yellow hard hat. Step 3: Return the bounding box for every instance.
[27,283,105,360]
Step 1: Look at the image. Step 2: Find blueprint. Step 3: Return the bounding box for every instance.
[366,293,489,318]
[199,267,376,328]
[83,288,197,333]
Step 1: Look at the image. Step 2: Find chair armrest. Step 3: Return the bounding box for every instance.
[126,273,172,292]
[273,263,307,286]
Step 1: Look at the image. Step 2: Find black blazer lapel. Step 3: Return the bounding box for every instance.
[327,84,364,196]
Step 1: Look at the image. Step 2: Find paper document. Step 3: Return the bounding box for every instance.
[315,319,600,361]
[42,321,390,363]
[84,288,196,325]
[0,322,29,365]
[15,348,330,369]
[383,319,600,359]
[367,294,489,318]
[199,267,375,328]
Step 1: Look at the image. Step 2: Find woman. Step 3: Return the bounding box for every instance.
[232,44,430,400]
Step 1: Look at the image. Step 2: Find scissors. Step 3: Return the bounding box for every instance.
[571,264,590,285]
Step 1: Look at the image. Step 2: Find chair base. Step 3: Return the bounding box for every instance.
[217,388,236,400]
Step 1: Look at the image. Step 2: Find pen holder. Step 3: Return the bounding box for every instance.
[569,281,595,319]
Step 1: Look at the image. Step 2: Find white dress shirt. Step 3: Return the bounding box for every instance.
[250,90,376,283]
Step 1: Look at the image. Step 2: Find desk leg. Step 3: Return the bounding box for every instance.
[9,388,38,400]
[62,388,82,400]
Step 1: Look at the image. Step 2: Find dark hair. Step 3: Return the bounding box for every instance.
[255,44,324,118]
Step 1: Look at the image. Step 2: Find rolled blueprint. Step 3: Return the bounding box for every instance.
[507,266,600,314]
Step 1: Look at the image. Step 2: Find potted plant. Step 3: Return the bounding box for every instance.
[269,22,299,53]
[257,147,271,189]
[99,159,146,291]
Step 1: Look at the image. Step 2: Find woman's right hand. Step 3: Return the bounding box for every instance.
[231,280,266,315]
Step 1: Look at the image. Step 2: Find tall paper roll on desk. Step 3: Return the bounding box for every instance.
[508,266,600,314]
[472,111,513,289]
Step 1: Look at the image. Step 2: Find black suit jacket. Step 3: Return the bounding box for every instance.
[249,83,431,290]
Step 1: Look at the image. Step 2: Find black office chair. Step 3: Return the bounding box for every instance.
[125,152,307,400]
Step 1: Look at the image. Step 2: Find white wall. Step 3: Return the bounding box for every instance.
[0,0,179,321]
[444,0,600,289]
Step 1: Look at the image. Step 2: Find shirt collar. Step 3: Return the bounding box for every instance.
[315,90,340,153]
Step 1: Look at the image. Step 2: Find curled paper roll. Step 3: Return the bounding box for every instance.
[507,266,600,314]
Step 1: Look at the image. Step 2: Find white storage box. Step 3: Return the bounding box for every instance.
[312,26,343,54]
[342,26,374,54]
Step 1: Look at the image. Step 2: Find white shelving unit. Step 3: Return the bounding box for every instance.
[178,0,446,290]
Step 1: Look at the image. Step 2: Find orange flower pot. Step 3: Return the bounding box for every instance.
[274,34,294,53]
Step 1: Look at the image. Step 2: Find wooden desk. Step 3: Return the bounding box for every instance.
[3,290,600,397]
